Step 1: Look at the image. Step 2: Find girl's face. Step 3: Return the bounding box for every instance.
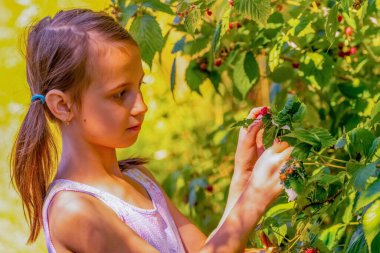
[73,41,148,148]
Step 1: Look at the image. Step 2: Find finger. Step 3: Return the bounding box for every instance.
[271,141,290,153]
[278,146,294,161]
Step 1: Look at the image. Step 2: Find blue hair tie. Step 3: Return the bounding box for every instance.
[31,94,46,104]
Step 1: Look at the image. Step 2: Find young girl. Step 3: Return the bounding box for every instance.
[10,9,293,253]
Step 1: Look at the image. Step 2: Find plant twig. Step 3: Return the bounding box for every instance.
[303,162,346,169]
[301,190,343,211]
[311,151,347,163]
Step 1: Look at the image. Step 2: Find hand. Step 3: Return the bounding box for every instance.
[248,141,294,203]
[233,107,267,182]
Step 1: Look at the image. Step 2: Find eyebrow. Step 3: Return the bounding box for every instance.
[107,73,145,92]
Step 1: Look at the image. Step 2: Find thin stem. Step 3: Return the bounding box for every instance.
[312,151,347,163]
[303,162,346,169]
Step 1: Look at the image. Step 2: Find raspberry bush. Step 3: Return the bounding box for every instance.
[108,0,380,252]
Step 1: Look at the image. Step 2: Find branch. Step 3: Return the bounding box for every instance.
[301,190,343,211]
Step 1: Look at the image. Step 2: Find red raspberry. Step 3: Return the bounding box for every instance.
[345,26,354,36]
[305,248,319,253]
[229,0,234,7]
[200,62,208,71]
[259,106,269,116]
[206,8,212,16]
[286,167,295,174]
[277,4,283,12]
[349,47,357,55]
[337,15,343,22]
[229,23,235,30]
[206,185,213,192]
[214,58,223,67]
[292,62,300,69]
[236,22,242,28]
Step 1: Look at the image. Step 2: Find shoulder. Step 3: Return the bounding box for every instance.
[132,165,159,184]
[47,191,109,251]
[47,190,159,253]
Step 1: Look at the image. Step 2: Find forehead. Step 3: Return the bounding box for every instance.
[87,38,142,89]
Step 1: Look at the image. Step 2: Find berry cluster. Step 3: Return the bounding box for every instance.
[279,159,306,186]
[338,42,357,58]
[177,3,196,18]
[352,0,364,10]
[229,0,234,7]
[228,21,242,30]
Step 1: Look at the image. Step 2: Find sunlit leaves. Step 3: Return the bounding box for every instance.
[130,14,164,68]
[363,200,380,252]
[234,0,271,25]
[326,4,339,44]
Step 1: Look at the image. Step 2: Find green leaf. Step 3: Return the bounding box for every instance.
[347,226,369,253]
[234,0,271,24]
[142,0,173,14]
[185,59,208,94]
[263,125,278,149]
[368,137,380,161]
[184,8,201,36]
[264,202,295,217]
[268,42,283,72]
[320,224,347,250]
[335,135,347,149]
[347,128,376,159]
[342,0,354,15]
[325,4,339,44]
[120,4,138,27]
[233,52,259,98]
[212,20,222,54]
[170,58,176,94]
[349,162,377,191]
[172,36,186,54]
[370,101,380,127]
[291,142,312,160]
[363,200,380,252]
[284,128,335,151]
[184,36,209,56]
[356,179,380,210]
[130,14,164,68]
[209,71,221,94]
[337,82,366,99]
[212,8,230,54]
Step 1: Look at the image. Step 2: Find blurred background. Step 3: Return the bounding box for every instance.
[0,0,233,251]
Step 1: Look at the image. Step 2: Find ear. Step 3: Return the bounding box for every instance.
[45,89,73,122]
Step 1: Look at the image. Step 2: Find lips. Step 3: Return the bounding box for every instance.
[128,124,141,130]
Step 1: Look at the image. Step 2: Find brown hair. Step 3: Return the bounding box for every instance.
[10,8,148,244]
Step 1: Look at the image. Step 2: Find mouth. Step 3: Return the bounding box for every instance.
[128,124,141,131]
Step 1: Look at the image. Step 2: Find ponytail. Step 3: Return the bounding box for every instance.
[10,100,58,243]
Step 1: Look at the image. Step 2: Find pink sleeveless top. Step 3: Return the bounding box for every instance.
[42,168,186,253]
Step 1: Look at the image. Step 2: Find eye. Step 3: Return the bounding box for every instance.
[113,90,127,99]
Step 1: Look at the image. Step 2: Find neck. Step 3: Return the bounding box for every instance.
[55,131,123,183]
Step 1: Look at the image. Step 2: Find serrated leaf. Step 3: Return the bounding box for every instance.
[268,42,283,72]
[185,8,201,36]
[233,52,259,98]
[326,4,339,44]
[130,14,164,68]
[185,59,208,94]
[142,0,173,14]
[263,125,278,149]
[231,118,254,129]
[356,179,380,210]
[172,36,186,54]
[120,4,138,27]
[234,0,271,25]
[363,200,380,252]
[349,162,377,191]
[347,128,376,159]
[320,224,347,250]
[291,142,312,160]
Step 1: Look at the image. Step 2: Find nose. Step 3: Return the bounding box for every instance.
[130,91,148,116]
